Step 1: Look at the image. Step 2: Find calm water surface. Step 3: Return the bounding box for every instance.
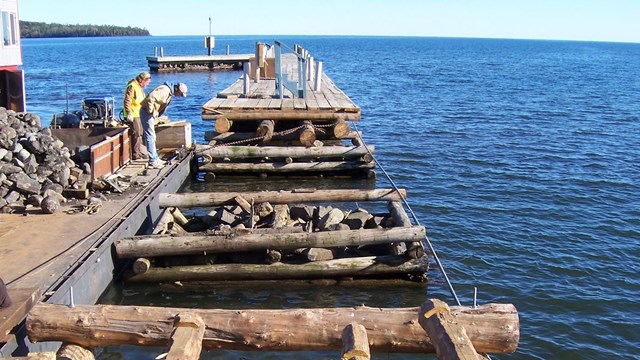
[21,36,640,359]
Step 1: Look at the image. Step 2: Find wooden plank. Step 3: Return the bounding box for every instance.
[294,98,307,110]
[341,322,370,360]
[0,288,41,339]
[165,313,205,360]
[257,98,271,109]
[281,98,294,110]
[419,299,484,360]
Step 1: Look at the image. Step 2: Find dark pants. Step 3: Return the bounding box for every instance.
[131,117,145,160]
[0,277,11,309]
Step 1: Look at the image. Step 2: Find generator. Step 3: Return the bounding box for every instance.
[51,96,117,128]
[81,97,116,126]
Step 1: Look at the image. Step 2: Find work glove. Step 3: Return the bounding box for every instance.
[126,114,133,123]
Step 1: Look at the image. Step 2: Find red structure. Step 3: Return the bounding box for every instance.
[0,0,25,112]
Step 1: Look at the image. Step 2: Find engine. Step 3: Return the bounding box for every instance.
[82,97,115,121]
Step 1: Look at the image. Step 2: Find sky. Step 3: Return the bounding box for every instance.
[17,0,640,43]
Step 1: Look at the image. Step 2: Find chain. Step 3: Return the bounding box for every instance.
[197,122,340,155]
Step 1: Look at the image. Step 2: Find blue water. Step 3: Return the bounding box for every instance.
[21,36,640,359]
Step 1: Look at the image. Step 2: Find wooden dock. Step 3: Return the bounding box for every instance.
[147,53,252,72]
[198,43,368,177]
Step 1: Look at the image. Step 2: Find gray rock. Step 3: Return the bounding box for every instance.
[41,195,60,214]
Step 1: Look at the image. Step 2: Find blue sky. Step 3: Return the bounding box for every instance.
[18,0,640,43]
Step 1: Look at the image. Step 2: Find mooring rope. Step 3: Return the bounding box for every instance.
[352,122,462,306]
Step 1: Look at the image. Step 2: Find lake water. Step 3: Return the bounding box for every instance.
[21,35,640,359]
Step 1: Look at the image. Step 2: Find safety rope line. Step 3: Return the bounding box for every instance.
[353,122,462,306]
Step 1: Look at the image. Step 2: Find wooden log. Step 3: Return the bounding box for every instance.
[341,322,370,360]
[387,201,425,259]
[170,208,189,227]
[165,313,205,360]
[57,343,95,360]
[199,160,375,173]
[202,110,360,122]
[159,189,407,208]
[256,119,275,142]
[126,255,427,282]
[205,130,362,143]
[299,120,316,147]
[214,117,233,134]
[132,258,152,274]
[333,120,351,139]
[153,207,175,235]
[26,303,519,353]
[419,299,482,360]
[115,226,426,258]
[197,144,375,160]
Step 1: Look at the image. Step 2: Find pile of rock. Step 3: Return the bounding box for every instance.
[0,107,77,213]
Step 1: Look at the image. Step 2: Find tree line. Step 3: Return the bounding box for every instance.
[20,21,150,38]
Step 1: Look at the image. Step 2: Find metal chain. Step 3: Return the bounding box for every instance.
[197,122,337,154]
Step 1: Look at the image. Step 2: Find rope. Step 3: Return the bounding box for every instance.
[352,122,462,307]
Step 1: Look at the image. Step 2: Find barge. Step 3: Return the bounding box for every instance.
[1,20,519,358]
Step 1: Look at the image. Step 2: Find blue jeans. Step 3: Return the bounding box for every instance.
[140,111,158,163]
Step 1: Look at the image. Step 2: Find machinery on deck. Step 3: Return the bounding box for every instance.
[51,96,118,128]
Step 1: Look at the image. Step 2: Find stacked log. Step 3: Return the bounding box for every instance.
[118,190,428,282]
[0,107,86,213]
[199,119,374,177]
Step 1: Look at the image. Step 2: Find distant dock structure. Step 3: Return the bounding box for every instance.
[147,40,251,72]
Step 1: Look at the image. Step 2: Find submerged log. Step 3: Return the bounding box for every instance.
[125,255,428,282]
[115,226,426,258]
[159,189,407,208]
[199,160,374,173]
[198,144,375,160]
[27,303,519,353]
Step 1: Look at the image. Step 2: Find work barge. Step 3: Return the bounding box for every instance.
[0,41,520,359]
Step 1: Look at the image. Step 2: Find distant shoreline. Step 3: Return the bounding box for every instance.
[20,21,150,38]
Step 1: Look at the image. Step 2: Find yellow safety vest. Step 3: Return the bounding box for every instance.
[123,80,145,117]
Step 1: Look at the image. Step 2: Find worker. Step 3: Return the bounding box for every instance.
[123,71,152,160]
[140,82,188,169]
[0,277,11,309]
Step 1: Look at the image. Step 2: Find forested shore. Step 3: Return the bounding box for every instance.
[20,21,150,38]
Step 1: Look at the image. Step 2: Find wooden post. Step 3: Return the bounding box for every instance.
[159,189,408,208]
[299,120,316,147]
[341,322,370,360]
[419,299,484,360]
[214,116,233,134]
[243,61,250,96]
[256,120,275,142]
[314,61,323,92]
[164,313,205,360]
[27,303,519,353]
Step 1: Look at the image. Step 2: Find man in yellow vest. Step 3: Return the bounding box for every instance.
[123,71,152,160]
